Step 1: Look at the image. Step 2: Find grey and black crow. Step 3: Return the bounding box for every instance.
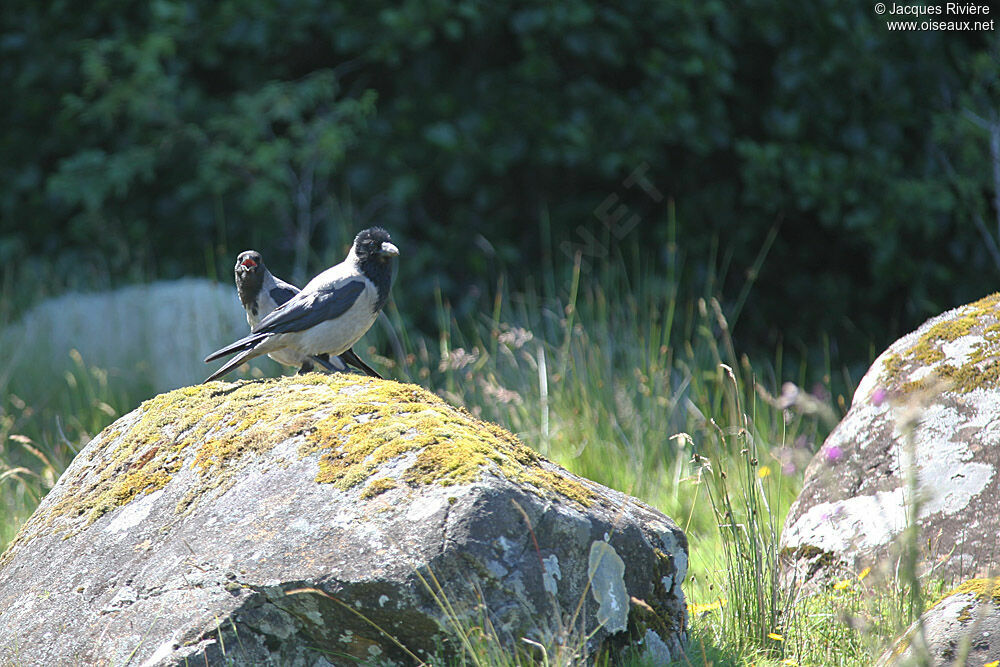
[205,228,398,382]
[233,250,381,378]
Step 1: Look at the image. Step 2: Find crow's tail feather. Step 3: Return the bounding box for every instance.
[203,345,268,383]
[203,332,268,363]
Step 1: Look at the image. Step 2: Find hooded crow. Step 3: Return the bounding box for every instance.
[233,250,381,378]
[235,250,382,379]
[205,228,398,382]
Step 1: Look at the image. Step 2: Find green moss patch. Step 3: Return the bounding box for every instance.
[26,378,343,534]
[932,577,1000,610]
[917,577,1000,628]
[4,375,594,559]
[299,379,595,506]
[881,293,1000,394]
[361,477,398,499]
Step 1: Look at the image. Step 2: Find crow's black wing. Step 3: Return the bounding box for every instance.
[269,284,297,307]
[268,275,300,306]
[252,279,367,335]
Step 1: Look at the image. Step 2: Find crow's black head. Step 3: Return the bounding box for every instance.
[235,250,266,307]
[353,227,399,264]
[352,228,398,310]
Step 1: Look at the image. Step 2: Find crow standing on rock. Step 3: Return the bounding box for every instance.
[233,249,381,378]
[205,228,398,383]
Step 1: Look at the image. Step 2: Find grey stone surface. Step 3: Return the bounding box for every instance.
[2,279,247,393]
[877,579,1000,666]
[0,375,687,665]
[781,294,1000,589]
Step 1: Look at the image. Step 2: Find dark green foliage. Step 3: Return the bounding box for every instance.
[1,0,997,372]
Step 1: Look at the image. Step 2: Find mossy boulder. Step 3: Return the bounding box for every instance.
[781,294,1000,589]
[0,375,688,666]
[877,578,1000,665]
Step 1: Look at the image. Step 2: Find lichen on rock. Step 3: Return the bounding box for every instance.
[298,379,596,506]
[932,577,1000,610]
[879,292,1000,395]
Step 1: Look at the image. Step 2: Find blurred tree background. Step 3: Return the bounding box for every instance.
[1,0,998,379]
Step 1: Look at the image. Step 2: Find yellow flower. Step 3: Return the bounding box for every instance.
[984,661,998,667]
[758,465,771,478]
[782,660,799,666]
[687,598,726,616]
[768,632,783,641]
[859,567,871,580]
[833,579,850,590]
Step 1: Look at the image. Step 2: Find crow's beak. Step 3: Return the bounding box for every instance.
[379,242,400,258]
[241,258,257,270]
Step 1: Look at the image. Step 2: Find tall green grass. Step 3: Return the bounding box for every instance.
[0,347,135,546]
[0,242,948,665]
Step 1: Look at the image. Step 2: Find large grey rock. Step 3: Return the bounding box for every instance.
[0,375,688,665]
[781,294,1000,588]
[878,578,1000,666]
